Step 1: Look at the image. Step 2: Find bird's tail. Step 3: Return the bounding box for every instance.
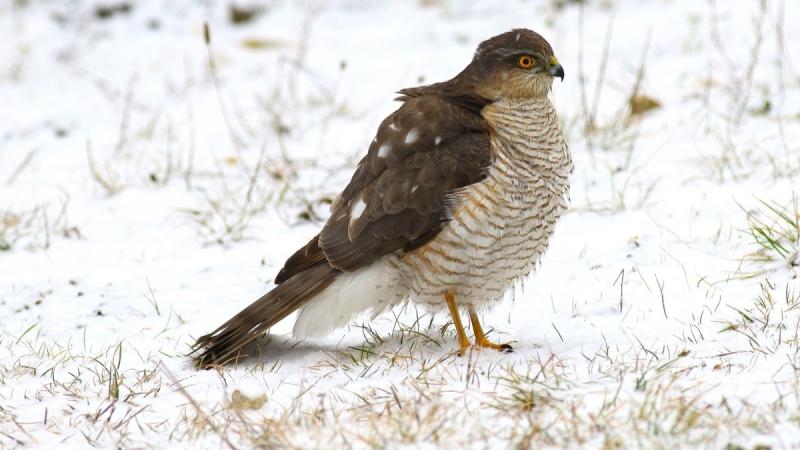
[191,264,339,368]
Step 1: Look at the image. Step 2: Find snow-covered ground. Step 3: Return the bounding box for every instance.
[2,0,799,448]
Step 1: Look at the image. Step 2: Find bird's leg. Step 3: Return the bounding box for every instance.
[467,304,513,352]
[445,291,471,356]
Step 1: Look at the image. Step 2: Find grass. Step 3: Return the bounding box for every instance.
[0,195,79,252]
[3,0,800,448]
[3,293,799,449]
[717,278,800,356]
[738,194,800,278]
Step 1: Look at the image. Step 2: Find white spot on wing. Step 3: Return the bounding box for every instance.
[434,136,442,146]
[404,128,419,144]
[351,198,367,220]
[411,184,419,193]
[377,144,391,158]
[389,123,400,131]
[516,33,520,42]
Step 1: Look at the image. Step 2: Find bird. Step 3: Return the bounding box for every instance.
[192,28,572,368]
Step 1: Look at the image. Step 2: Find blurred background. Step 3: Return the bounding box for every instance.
[1,1,799,448]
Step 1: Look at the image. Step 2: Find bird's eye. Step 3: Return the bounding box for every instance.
[517,55,535,69]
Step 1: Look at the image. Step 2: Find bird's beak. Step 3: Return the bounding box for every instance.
[548,56,565,82]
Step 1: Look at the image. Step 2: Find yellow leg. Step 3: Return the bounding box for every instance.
[445,291,471,356]
[467,305,513,352]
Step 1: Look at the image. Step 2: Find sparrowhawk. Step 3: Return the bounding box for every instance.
[193,28,572,367]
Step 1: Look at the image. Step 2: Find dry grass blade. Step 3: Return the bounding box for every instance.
[158,362,239,450]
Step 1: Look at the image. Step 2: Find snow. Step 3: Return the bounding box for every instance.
[1,0,799,448]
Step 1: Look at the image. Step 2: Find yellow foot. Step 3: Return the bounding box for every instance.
[445,291,471,356]
[445,295,515,356]
[474,336,514,353]
[469,304,513,353]
[457,343,471,357]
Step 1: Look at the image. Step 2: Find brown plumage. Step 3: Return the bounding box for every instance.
[192,265,337,366]
[192,29,570,368]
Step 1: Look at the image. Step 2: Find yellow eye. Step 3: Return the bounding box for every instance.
[517,55,535,69]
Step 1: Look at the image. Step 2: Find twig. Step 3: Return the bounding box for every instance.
[576,5,591,134]
[655,275,668,319]
[5,147,37,186]
[202,22,245,162]
[86,141,121,195]
[589,14,615,132]
[113,74,138,155]
[628,27,654,104]
[733,0,767,125]
[614,268,625,313]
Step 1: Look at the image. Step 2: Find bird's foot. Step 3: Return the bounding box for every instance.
[454,328,472,357]
[475,337,514,353]
[456,339,514,356]
[465,304,513,354]
[448,295,514,356]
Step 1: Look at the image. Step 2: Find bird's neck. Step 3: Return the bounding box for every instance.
[481,96,558,147]
[481,96,572,179]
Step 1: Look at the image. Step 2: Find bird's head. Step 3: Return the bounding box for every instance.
[463,28,564,101]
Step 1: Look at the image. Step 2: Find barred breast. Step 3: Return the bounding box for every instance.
[393,97,572,307]
[292,98,572,337]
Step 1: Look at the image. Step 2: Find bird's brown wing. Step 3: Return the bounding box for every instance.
[276,94,492,282]
[193,95,492,368]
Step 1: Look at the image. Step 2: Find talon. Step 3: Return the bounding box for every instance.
[446,295,515,356]
[475,337,514,352]
[469,305,513,354]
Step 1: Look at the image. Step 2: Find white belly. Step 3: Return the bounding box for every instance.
[293,256,402,338]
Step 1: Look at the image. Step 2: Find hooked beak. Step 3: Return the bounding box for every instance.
[547,56,564,82]
[548,63,565,82]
